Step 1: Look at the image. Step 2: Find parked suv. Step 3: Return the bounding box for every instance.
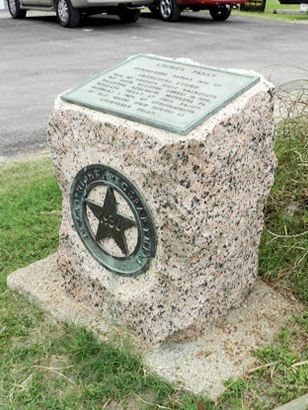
[149,0,245,21]
[8,0,151,27]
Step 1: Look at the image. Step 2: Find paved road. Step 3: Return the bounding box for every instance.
[0,10,307,157]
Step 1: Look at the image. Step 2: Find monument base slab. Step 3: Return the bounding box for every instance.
[7,255,302,399]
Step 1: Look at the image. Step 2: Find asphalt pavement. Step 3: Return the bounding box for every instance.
[0,9,307,158]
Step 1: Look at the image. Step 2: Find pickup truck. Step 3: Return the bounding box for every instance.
[149,0,246,21]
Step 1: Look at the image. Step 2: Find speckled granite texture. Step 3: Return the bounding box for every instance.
[47,58,276,346]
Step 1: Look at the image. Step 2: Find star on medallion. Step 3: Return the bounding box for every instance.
[85,187,136,256]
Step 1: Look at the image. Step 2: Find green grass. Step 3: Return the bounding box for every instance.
[0,111,307,409]
[0,159,61,289]
[217,314,308,409]
[259,116,308,304]
[234,0,308,22]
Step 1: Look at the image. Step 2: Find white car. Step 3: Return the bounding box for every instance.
[8,0,151,27]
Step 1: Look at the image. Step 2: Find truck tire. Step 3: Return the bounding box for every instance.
[158,0,181,21]
[209,4,231,21]
[56,0,81,27]
[8,0,26,19]
[118,6,140,22]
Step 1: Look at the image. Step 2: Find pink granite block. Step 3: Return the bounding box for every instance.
[47,59,276,346]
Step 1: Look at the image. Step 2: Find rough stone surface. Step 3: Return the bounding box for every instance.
[47,57,277,346]
[274,394,308,410]
[7,255,302,399]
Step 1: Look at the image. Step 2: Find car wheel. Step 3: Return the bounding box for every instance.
[118,6,140,23]
[56,0,81,27]
[209,4,231,21]
[158,0,181,21]
[8,0,26,19]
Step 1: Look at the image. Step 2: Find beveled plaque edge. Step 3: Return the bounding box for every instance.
[61,54,260,135]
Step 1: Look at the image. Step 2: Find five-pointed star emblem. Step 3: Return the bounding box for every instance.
[85,187,136,256]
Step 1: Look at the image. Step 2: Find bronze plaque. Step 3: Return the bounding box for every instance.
[62,55,260,135]
[71,164,156,277]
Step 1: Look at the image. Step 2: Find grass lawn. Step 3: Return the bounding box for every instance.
[234,0,308,22]
[0,112,307,408]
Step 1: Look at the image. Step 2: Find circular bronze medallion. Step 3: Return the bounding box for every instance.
[70,164,156,277]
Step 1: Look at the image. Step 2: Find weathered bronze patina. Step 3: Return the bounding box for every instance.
[61,55,260,135]
[70,164,156,277]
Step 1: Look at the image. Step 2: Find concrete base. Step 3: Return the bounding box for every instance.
[274,394,308,410]
[7,254,302,399]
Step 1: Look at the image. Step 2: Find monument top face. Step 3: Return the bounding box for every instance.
[61,55,260,135]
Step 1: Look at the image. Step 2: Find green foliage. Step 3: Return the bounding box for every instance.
[259,115,308,303]
[218,312,308,409]
[52,325,174,404]
[0,159,61,290]
[235,0,308,22]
